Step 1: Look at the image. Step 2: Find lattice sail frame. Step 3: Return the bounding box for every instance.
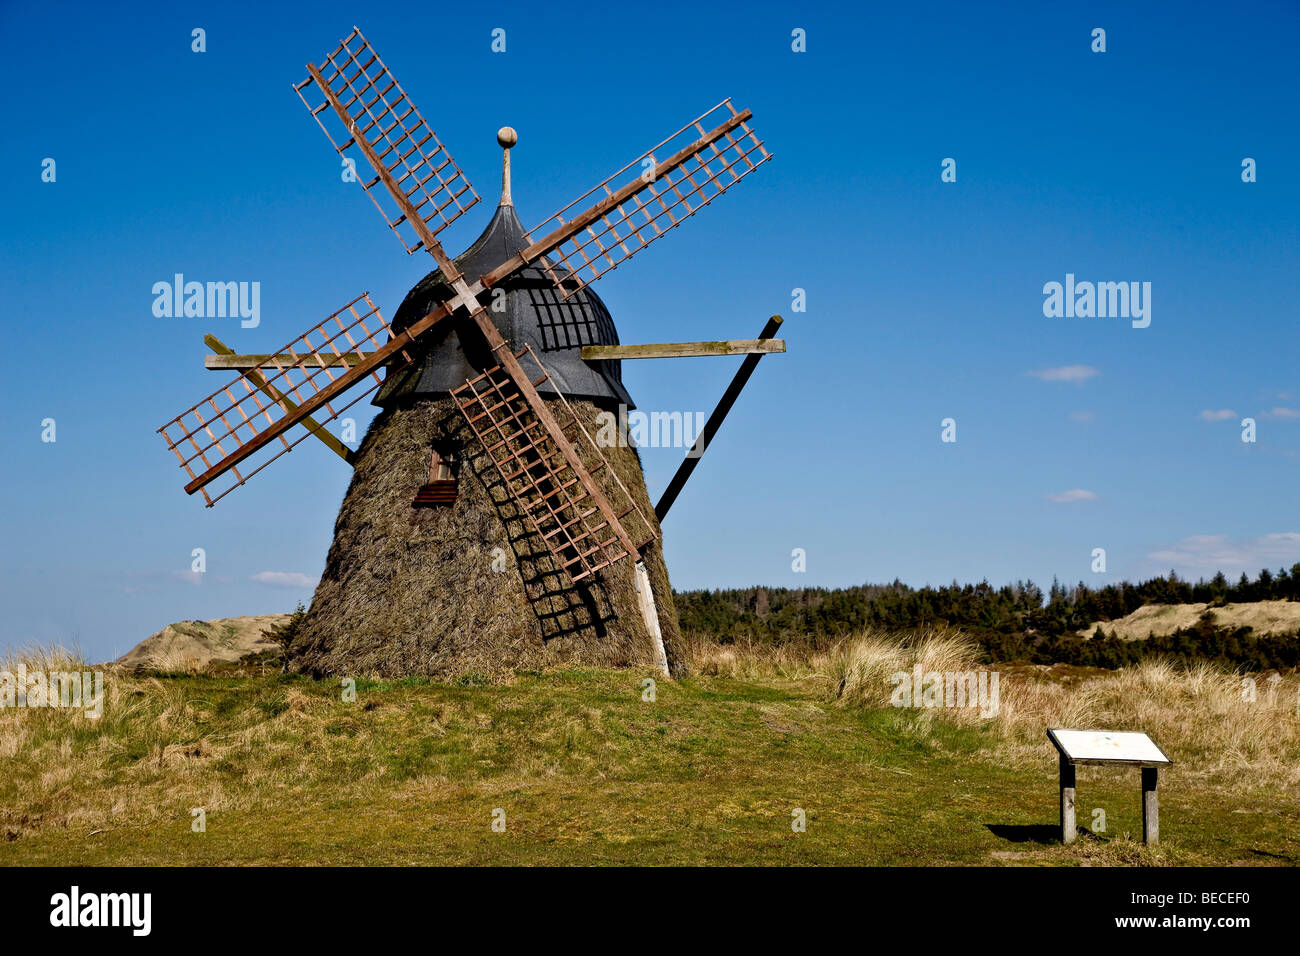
[295,26,480,255]
[523,99,770,298]
[451,346,657,585]
[164,24,773,510]
[158,294,410,506]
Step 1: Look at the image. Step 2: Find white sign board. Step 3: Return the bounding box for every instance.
[1048,728,1171,765]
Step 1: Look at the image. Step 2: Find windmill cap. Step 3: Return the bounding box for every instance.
[497,126,517,148]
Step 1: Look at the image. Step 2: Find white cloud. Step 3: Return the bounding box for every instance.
[1069,411,1095,423]
[170,570,203,587]
[1267,407,1300,420]
[1199,409,1236,422]
[251,571,317,589]
[1028,365,1099,384]
[1046,489,1099,503]
[1146,533,1300,580]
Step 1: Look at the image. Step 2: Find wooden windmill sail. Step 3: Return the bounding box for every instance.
[158,27,784,678]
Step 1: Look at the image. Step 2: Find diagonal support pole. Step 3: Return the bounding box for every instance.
[655,315,783,523]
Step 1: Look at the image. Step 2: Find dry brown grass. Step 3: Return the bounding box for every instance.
[680,632,827,681]
[993,659,1300,788]
[685,628,1300,789]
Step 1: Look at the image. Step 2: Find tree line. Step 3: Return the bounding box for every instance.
[674,565,1300,669]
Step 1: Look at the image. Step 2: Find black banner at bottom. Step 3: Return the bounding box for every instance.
[0,865,1284,941]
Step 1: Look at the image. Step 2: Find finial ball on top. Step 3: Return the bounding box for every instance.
[497,126,518,148]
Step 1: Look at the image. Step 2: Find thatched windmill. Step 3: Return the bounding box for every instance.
[158,27,785,679]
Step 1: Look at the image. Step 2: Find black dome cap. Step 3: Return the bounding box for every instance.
[375,202,634,409]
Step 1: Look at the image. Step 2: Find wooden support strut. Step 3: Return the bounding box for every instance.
[654,315,784,522]
[580,339,785,361]
[205,352,376,370]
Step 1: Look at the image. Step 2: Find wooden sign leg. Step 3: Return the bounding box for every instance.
[1142,767,1159,845]
[1060,755,1077,844]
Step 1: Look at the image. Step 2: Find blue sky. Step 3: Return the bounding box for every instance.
[1,0,1297,660]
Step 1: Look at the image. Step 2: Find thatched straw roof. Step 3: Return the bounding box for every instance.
[287,396,681,680]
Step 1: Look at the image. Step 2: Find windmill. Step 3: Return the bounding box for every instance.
[158,27,784,679]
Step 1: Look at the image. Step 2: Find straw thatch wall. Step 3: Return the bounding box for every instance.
[287,397,681,680]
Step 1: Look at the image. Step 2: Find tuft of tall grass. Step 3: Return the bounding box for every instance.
[814,627,982,708]
[1,644,89,673]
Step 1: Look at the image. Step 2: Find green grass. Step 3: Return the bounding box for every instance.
[1,667,1296,866]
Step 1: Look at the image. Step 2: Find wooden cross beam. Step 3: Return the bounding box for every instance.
[211,339,787,369]
[581,339,785,361]
[203,334,356,466]
[205,351,376,371]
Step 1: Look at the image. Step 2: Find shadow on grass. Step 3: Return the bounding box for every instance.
[1248,847,1296,863]
[985,824,1062,845]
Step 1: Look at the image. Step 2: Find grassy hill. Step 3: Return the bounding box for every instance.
[1079,600,1300,641]
[114,614,291,671]
[2,633,1296,866]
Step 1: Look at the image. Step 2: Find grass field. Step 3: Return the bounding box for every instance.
[2,633,1297,866]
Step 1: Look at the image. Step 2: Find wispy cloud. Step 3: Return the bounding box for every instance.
[1266,407,1300,420]
[1146,532,1300,579]
[1068,411,1095,423]
[1028,365,1099,384]
[1199,409,1237,422]
[251,571,317,588]
[1046,488,1099,503]
[170,570,203,587]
